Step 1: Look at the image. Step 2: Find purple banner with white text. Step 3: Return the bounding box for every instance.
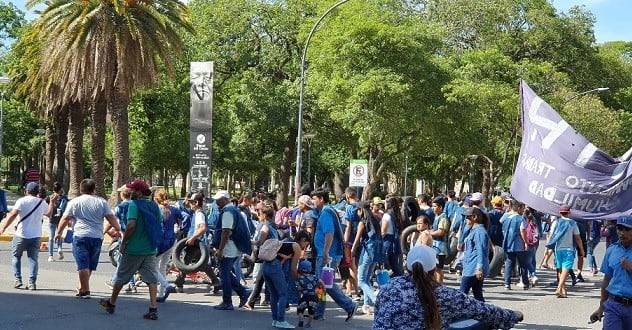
[510,80,632,220]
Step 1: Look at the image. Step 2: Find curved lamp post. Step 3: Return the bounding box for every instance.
[294,0,352,202]
[563,87,609,106]
[304,133,316,189]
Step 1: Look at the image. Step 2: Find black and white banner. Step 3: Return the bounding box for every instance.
[189,62,213,195]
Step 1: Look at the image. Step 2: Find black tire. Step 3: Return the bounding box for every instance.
[401,196,419,228]
[171,238,209,272]
[399,224,419,255]
[488,245,505,278]
[108,240,120,267]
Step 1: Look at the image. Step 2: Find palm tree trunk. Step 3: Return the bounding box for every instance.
[55,107,69,187]
[44,119,55,190]
[67,102,85,198]
[91,97,107,198]
[110,87,130,203]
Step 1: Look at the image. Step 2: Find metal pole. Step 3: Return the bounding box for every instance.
[294,0,352,203]
[403,155,408,196]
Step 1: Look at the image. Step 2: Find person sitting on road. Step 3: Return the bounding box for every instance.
[372,245,524,330]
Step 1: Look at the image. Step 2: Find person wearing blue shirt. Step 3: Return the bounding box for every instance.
[311,189,357,322]
[590,215,632,328]
[501,200,529,290]
[460,207,490,302]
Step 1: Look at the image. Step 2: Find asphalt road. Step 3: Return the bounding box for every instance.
[0,238,608,329]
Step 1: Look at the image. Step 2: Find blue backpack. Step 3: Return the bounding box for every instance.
[157,205,177,256]
[211,205,253,255]
[133,199,163,252]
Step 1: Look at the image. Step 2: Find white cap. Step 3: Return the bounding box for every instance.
[212,190,230,200]
[406,245,437,272]
[471,192,483,202]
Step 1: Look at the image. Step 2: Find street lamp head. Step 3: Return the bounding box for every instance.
[595,87,609,92]
[304,133,316,140]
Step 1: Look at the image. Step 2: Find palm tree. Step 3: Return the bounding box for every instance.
[26,0,194,198]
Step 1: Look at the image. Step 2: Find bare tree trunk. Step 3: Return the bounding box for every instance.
[67,102,85,198]
[277,138,295,207]
[91,97,107,198]
[110,88,130,204]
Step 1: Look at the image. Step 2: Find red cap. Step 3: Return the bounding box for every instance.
[559,205,571,213]
[126,179,150,194]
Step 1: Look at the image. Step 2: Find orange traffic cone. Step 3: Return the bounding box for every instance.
[40,242,48,251]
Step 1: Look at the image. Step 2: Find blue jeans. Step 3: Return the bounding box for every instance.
[263,259,288,322]
[314,256,356,319]
[526,246,537,276]
[504,251,529,287]
[12,236,40,284]
[48,223,62,256]
[219,256,247,305]
[460,275,484,302]
[383,235,403,277]
[281,259,299,305]
[587,239,600,270]
[357,250,377,306]
[603,297,632,330]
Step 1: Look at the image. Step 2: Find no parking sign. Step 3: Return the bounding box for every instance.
[349,159,368,187]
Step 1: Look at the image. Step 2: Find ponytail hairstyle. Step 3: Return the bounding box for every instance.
[386,197,405,234]
[154,189,171,220]
[411,263,441,329]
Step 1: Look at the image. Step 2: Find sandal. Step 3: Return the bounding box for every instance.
[143,309,158,320]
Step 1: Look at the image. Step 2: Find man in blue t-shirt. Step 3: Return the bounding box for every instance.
[311,189,357,322]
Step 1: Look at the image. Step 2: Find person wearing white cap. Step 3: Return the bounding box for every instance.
[373,245,523,330]
[209,190,251,311]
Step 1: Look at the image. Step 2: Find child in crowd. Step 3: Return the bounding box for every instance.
[295,260,324,328]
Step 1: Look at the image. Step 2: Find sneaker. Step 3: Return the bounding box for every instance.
[531,276,539,287]
[143,309,158,320]
[98,299,115,314]
[214,302,234,310]
[275,321,295,329]
[504,284,511,290]
[345,303,357,322]
[28,283,36,291]
[272,321,278,327]
[14,279,23,289]
[577,273,585,283]
[515,281,524,288]
[157,286,176,303]
[361,305,373,315]
[75,288,91,299]
[57,248,64,260]
[48,256,54,262]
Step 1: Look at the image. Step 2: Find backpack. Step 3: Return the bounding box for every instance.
[526,220,539,247]
[133,199,163,252]
[363,215,386,264]
[275,206,294,229]
[238,205,256,238]
[225,205,253,255]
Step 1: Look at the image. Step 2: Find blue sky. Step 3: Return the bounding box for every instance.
[6,0,632,43]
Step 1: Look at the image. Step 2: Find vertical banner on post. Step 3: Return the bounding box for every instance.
[189,62,214,195]
[349,159,368,187]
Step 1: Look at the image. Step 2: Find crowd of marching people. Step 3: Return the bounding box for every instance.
[4,178,632,329]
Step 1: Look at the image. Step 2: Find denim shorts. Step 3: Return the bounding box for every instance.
[554,249,575,270]
[72,237,103,271]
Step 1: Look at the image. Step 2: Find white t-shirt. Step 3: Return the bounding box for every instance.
[221,211,240,258]
[381,212,394,235]
[63,194,114,239]
[14,195,49,239]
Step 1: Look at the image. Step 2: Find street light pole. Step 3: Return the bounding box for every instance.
[563,87,609,106]
[403,155,408,196]
[294,0,352,203]
[0,76,10,179]
[304,133,316,190]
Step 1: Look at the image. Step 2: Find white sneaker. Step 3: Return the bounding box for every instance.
[515,281,524,288]
[47,256,54,262]
[275,321,295,329]
[57,248,64,260]
[531,276,539,287]
[272,321,277,327]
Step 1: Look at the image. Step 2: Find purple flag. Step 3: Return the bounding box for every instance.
[510,80,632,220]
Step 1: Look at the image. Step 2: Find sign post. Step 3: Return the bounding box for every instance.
[349,159,368,187]
[189,62,213,195]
